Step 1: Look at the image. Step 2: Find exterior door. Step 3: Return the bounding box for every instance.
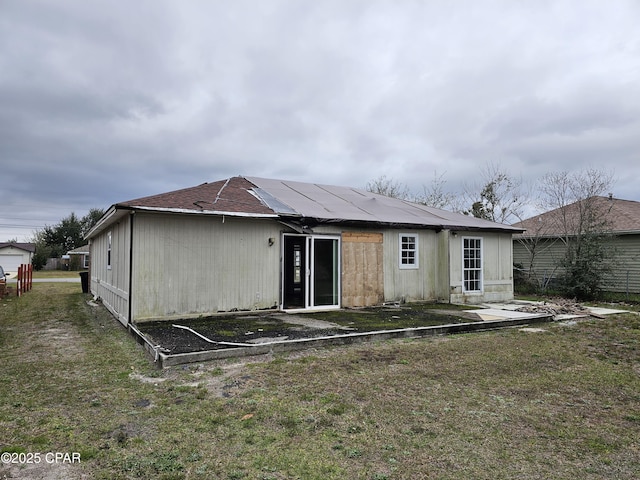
[282,234,340,309]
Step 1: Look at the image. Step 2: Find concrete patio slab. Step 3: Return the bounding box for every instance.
[473,301,628,321]
[587,306,628,315]
[468,308,542,321]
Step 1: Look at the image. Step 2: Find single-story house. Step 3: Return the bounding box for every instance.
[0,242,35,275]
[513,195,640,294]
[86,176,523,325]
[66,244,91,270]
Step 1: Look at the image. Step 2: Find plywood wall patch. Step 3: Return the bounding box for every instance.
[342,232,383,243]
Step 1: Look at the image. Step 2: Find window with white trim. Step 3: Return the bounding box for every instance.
[463,237,482,292]
[107,231,112,270]
[399,234,418,269]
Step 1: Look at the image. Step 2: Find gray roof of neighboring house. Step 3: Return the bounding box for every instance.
[67,245,90,255]
[0,242,36,253]
[513,196,640,237]
[89,176,523,236]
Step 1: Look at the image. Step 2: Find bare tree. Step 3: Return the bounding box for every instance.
[365,175,410,200]
[414,171,459,210]
[519,168,617,299]
[539,168,615,237]
[463,162,528,224]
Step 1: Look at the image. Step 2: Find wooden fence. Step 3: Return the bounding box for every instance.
[17,264,33,297]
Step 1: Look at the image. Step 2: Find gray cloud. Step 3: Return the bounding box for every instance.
[1,0,640,240]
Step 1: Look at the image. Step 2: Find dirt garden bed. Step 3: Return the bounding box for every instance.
[134,303,554,366]
[136,304,482,354]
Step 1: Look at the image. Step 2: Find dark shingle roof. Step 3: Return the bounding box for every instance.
[117,177,274,215]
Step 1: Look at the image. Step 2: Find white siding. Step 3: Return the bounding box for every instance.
[89,208,519,323]
[131,213,282,321]
[0,247,33,273]
[450,232,515,304]
[382,229,449,303]
[299,226,452,304]
[0,253,26,272]
[90,216,131,325]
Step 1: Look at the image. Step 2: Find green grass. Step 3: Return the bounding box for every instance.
[32,270,82,279]
[1,284,639,479]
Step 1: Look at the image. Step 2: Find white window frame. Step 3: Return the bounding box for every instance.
[462,237,483,292]
[107,231,112,270]
[399,233,419,269]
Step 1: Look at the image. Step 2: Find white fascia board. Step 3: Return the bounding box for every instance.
[129,206,281,218]
[84,206,121,240]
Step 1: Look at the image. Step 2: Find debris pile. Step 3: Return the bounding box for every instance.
[515,299,598,318]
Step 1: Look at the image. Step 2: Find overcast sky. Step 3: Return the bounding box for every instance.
[2,0,640,242]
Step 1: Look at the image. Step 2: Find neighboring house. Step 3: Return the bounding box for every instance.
[86,176,523,325]
[66,245,90,270]
[513,196,640,294]
[0,242,35,274]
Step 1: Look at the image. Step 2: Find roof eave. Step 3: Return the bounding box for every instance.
[284,215,523,233]
[126,205,280,218]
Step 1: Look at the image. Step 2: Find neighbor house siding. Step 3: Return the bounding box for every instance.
[512,237,567,289]
[513,234,640,294]
[603,235,640,293]
[90,216,131,325]
[0,247,32,272]
[450,232,515,304]
[131,213,282,321]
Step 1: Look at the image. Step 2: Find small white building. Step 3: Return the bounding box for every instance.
[0,242,35,275]
[86,176,523,325]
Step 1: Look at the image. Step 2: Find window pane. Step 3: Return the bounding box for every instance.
[313,238,339,306]
[399,234,418,268]
[463,237,482,292]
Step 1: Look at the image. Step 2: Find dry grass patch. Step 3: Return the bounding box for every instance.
[1,284,639,479]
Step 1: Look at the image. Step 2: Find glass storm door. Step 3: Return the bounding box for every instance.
[283,235,340,309]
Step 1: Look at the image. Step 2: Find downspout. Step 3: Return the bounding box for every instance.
[125,211,165,362]
[446,229,453,303]
[128,211,135,324]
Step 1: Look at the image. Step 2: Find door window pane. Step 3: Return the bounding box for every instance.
[313,238,339,306]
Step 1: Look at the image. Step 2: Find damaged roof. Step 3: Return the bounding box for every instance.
[96,176,522,233]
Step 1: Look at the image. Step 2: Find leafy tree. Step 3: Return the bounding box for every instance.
[80,208,105,237]
[41,212,83,258]
[31,229,52,270]
[33,209,104,265]
[560,230,615,299]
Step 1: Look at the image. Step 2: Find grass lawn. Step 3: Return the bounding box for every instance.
[31,270,82,279]
[1,284,639,479]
